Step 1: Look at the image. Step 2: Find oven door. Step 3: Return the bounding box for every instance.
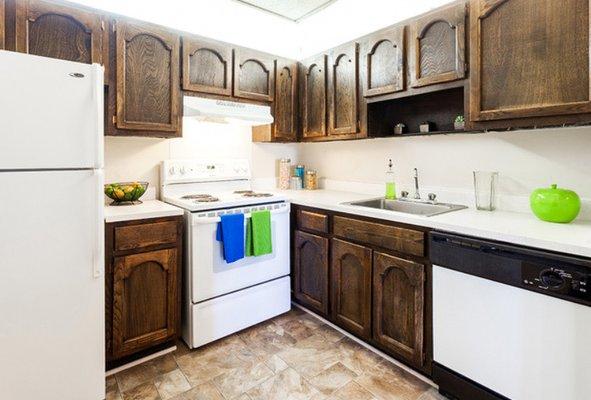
[189,202,290,303]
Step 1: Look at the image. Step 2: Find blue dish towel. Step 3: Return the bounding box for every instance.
[216,213,245,263]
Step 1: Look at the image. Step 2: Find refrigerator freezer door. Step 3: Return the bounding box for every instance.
[0,170,105,400]
[0,50,103,170]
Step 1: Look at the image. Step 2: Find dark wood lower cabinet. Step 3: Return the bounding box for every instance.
[105,216,182,364]
[294,230,329,316]
[330,239,372,340]
[373,251,425,367]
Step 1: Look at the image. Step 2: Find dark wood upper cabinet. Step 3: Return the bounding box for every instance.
[182,36,232,96]
[363,25,405,97]
[410,2,466,88]
[14,0,106,67]
[273,58,298,140]
[328,42,359,135]
[294,230,329,316]
[0,0,5,49]
[373,251,425,368]
[301,54,327,139]
[469,0,591,122]
[331,239,372,340]
[233,48,275,102]
[112,248,179,359]
[115,20,180,134]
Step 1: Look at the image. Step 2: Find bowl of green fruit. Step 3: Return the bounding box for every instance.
[104,182,148,205]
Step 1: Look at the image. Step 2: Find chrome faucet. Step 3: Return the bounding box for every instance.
[413,168,421,199]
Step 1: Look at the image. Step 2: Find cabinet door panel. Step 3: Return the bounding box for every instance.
[294,230,329,316]
[112,248,178,359]
[273,59,298,140]
[182,37,232,96]
[328,42,358,135]
[116,20,180,133]
[410,2,466,87]
[363,26,405,97]
[373,252,425,367]
[234,48,275,101]
[331,239,372,339]
[302,55,327,138]
[1,0,6,49]
[470,0,591,121]
[15,0,106,66]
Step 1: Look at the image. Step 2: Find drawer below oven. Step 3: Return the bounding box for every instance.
[184,276,291,348]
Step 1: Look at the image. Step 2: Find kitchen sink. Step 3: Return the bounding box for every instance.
[343,198,467,217]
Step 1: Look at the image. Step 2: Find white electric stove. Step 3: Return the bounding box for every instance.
[161,159,291,348]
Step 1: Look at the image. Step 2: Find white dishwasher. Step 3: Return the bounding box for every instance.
[429,232,591,400]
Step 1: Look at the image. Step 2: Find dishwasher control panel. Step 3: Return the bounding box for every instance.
[522,262,590,303]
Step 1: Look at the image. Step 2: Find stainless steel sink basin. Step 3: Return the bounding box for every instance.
[343,198,467,217]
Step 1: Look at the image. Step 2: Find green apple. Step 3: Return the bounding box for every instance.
[530,184,581,223]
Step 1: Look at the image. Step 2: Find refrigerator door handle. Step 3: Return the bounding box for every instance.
[93,169,105,279]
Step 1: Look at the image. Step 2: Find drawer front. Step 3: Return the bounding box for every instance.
[333,216,424,257]
[115,220,179,252]
[297,209,329,234]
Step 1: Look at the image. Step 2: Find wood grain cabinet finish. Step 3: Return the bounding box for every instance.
[331,239,372,340]
[297,209,329,234]
[272,58,298,140]
[373,251,425,368]
[0,0,5,49]
[115,20,181,134]
[182,36,233,96]
[363,25,405,97]
[469,0,591,121]
[410,2,466,87]
[112,248,178,359]
[301,54,327,138]
[328,42,359,136]
[233,48,275,102]
[14,0,106,66]
[294,230,329,316]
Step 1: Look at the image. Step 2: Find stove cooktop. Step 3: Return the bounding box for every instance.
[162,190,286,212]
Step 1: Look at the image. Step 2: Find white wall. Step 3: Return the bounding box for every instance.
[297,126,591,201]
[104,120,298,195]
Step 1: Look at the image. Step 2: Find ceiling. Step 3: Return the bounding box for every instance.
[234,0,337,22]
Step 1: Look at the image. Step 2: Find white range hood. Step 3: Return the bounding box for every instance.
[183,96,273,126]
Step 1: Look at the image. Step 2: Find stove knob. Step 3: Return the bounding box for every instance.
[169,166,176,175]
[540,269,565,289]
[180,166,186,175]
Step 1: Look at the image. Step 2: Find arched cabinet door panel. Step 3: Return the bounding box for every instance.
[15,0,107,74]
[363,25,405,97]
[112,248,178,359]
[372,251,425,368]
[273,59,298,140]
[331,239,372,340]
[294,230,329,316]
[469,0,591,121]
[233,48,275,102]
[115,20,180,134]
[328,42,359,136]
[182,36,233,96]
[410,2,466,87]
[301,54,327,139]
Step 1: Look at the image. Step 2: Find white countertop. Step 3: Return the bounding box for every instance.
[281,189,591,258]
[104,200,184,223]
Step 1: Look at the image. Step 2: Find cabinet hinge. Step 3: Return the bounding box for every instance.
[101,20,105,31]
[112,115,117,125]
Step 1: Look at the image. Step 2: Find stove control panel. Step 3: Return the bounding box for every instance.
[161,159,251,184]
[522,262,590,304]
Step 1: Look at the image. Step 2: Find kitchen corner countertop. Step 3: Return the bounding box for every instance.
[104,200,184,223]
[280,189,591,258]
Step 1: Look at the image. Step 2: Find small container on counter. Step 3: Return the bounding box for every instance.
[294,164,305,187]
[305,170,318,190]
[290,176,303,190]
[278,158,291,190]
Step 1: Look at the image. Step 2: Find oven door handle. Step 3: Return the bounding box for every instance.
[192,204,290,225]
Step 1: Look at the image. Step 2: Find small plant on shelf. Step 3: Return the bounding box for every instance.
[454,115,465,131]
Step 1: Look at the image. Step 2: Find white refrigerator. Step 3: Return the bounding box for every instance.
[0,51,105,399]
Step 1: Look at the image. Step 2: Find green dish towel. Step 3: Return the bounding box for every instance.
[245,210,272,256]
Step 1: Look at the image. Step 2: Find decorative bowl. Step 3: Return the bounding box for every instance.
[104,181,148,205]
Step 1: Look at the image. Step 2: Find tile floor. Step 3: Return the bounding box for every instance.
[106,308,445,400]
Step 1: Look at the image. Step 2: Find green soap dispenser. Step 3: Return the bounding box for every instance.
[385,159,396,199]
